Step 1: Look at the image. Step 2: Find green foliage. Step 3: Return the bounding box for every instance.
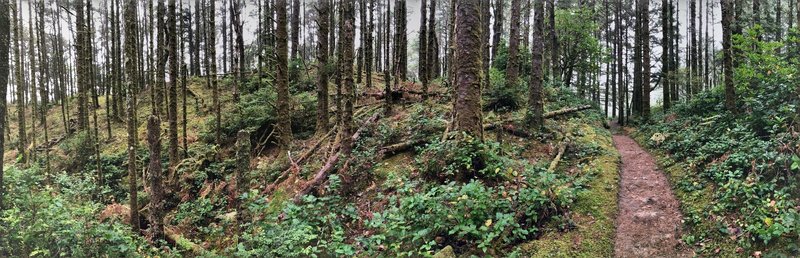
[416,134,516,182]
[638,31,800,252]
[238,175,358,257]
[360,167,586,256]
[58,131,96,173]
[0,166,170,257]
[484,68,526,112]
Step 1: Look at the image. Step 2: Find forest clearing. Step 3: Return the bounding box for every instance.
[0,0,799,257]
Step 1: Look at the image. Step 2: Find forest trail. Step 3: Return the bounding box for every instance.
[611,131,691,258]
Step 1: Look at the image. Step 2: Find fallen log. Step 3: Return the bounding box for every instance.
[263,127,336,195]
[543,105,592,118]
[292,112,381,204]
[482,105,594,131]
[547,140,568,172]
[381,138,428,155]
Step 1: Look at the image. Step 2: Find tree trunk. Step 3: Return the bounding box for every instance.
[419,0,428,97]
[640,0,650,118]
[339,0,356,155]
[528,0,544,130]
[616,0,624,125]
[316,0,331,134]
[505,0,522,88]
[276,0,294,150]
[427,0,438,80]
[204,0,220,144]
[548,0,559,82]
[124,0,141,233]
[291,0,301,61]
[146,115,164,242]
[13,0,26,165]
[0,0,9,210]
[662,0,671,110]
[168,0,179,169]
[453,0,483,139]
[721,0,736,112]
[234,130,250,235]
[491,0,504,65]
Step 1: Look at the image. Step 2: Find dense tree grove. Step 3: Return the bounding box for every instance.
[1,0,800,256]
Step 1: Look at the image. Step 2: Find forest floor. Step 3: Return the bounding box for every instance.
[611,127,692,257]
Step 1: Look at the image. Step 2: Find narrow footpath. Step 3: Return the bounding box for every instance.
[612,133,691,258]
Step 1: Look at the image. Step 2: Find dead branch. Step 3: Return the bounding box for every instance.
[291,112,381,204]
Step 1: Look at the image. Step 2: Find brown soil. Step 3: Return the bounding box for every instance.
[612,133,692,258]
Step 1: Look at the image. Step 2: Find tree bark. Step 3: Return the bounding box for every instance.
[276,0,294,150]
[528,0,544,130]
[491,0,504,65]
[453,0,484,139]
[146,115,164,242]
[419,0,428,97]
[721,0,736,113]
[124,0,141,233]
[168,0,179,169]
[640,0,650,118]
[505,0,522,88]
[0,0,9,210]
[316,0,331,134]
[339,0,356,155]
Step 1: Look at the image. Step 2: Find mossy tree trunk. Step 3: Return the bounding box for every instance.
[453,0,483,140]
[505,0,522,88]
[339,0,356,155]
[0,0,10,211]
[124,0,141,233]
[146,115,165,242]
[276,0,294,150]
[528,0,544,130]
[316,0,330,134]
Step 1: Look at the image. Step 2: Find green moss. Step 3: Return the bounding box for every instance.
[517,123,619,257]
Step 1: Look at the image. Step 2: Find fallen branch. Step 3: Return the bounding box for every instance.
[547,141,568,172]
[165,227,210,255]
[482,105,594,131]
[381,138,428,155]
[543,105,592,118]
[292,112,381,203]
[263,127,336,195]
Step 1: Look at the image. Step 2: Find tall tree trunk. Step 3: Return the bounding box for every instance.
[168,0,179,170]
[0,0,9,210]
[276,0,293,150]
[12,0,26,165]
[454,0,483,140]
[124,0,141,233]
[366,0,374,89]
[722,0,736,112]
[207,0,220,144]
[662,0,671,110]
[339,0,356,155]
[640,0,650,118]
[491,0,504,65]
[291,0,301,61]
[316,0,330,133]
[505,0,522,88]
[146,115,164,242]
[548,0,559,82]
[419,0,428,97]
[528,0,544,130]
[690,0,697,97]
[427,0,438,80]
[616,0,625,125]
[234,130,250,235]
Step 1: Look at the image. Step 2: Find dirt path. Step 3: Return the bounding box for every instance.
[612,133,691,258]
